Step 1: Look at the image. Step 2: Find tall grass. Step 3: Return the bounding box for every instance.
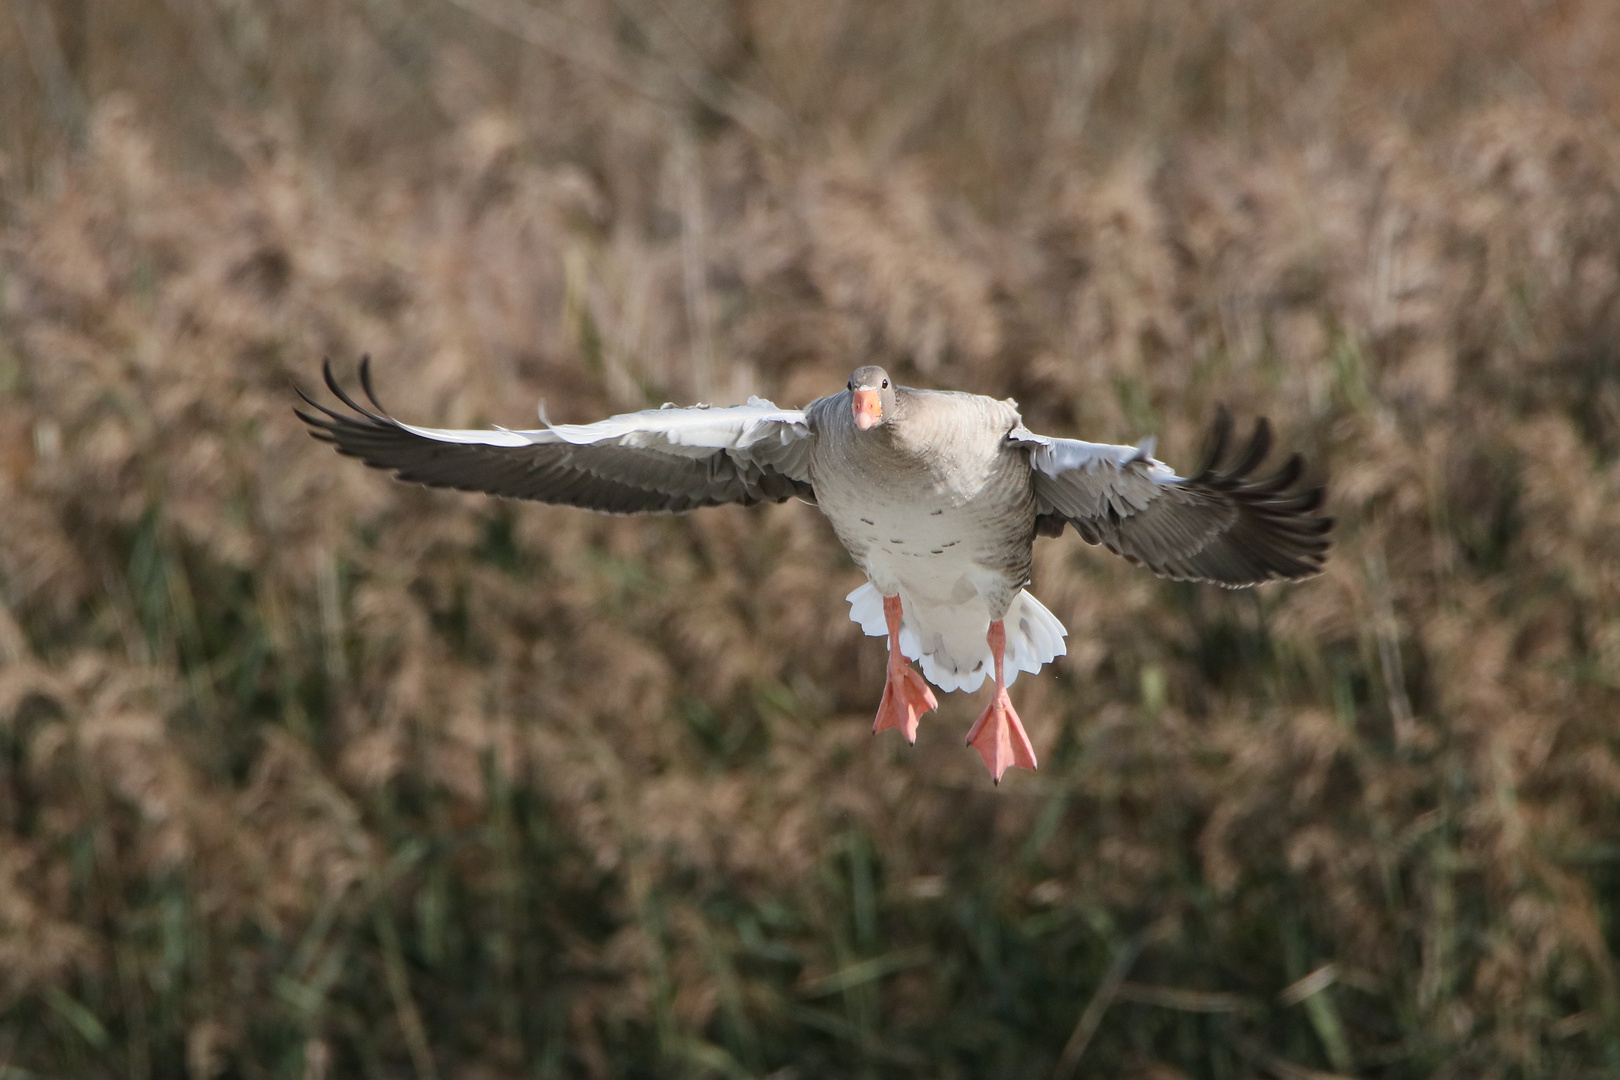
[3,0,1620,1076]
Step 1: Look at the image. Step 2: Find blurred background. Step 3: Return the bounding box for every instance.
[3,0,1620,1076]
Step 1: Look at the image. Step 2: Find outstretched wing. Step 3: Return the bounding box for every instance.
[296,358,816,513]
[1015,408,1331,586]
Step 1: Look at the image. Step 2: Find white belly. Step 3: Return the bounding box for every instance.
[817,495,1065,693]
[831,499,988,603]
[845,580,1067,693]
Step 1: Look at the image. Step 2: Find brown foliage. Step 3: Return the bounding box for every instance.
[2,0,1620,1076]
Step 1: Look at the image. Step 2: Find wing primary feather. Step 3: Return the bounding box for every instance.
[294,381,354,425]
[322,356,390,424]
[1264,486,1327,515]
[1192,405,1234,479]
[293,409,340,443]
[1250,453,1304,494]
[1224,417,1274,480]
[358,354,392,417]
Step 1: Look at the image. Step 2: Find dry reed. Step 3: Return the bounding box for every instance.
[2,0,1619,1076]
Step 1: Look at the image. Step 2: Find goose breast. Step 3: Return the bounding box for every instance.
[807,389,1036,613]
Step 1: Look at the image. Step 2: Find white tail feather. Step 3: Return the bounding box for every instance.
[846,583,1068,693]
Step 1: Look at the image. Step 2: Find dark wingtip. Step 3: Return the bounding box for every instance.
[357,353,391,416]
[292,380,355,423]
[1257,452,1305,494]
[1180,408,1336,585]
[321,356,342,397]
[321,355,390,422]
[1228,417,1273,479]
[1194,405,1235,480]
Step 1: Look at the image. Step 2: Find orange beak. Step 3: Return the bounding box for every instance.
[853,388,883,430]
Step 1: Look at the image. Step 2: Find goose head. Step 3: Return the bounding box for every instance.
[848,365,896,431]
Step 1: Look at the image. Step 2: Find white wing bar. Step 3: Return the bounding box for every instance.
[392,398,810,454]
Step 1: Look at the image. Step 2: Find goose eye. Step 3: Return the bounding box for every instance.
[881,378,889,389]
[847,381,853,391]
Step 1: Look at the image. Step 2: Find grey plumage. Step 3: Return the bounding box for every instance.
[298,358,1329,778]
[297,360,1331,635]
[806,386,1038,590]
[295,357,815,513]
[1023,408,1332,586]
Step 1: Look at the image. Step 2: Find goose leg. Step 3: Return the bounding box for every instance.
[964,620,1038,782]
[873,594,938,744]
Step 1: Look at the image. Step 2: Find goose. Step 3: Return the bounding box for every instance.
[297,359,1331,782]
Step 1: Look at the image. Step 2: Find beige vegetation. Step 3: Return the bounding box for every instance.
[3,0,1620,1076]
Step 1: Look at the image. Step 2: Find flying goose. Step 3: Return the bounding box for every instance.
[298,360,1331,782]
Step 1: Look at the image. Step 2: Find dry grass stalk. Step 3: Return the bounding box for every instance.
[1,0,1619,1076]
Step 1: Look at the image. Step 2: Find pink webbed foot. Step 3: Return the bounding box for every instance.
[964,686,1038,783]
[874,658,939,744]
[963,618,1038,783]
[871,594,938,744]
